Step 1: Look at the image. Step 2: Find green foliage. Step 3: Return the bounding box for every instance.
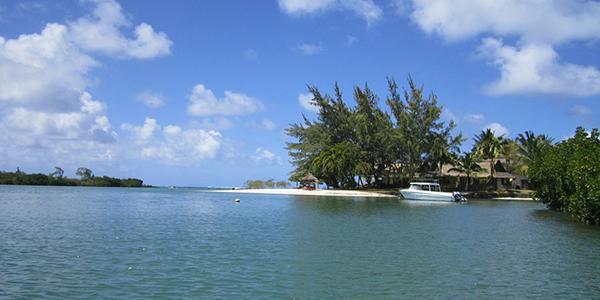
[473,128,507,180]
[514,131,554,175]
[245,180,266,189]
[265,179,275,189]
[449,152,485,191]
[245,179,290,189]
[51,167,64,178]
[529,127,600,224]
[387,75,462,180]
[276,181,291,189]
[311,141,363,188]
[76,167,93,181]
[286,75,463,188]
[0,167,145,188]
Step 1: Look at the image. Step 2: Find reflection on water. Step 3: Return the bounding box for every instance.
[1,186,599,299]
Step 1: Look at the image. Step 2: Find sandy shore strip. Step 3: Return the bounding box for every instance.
[492,197,534,201]
[212,188,397,198]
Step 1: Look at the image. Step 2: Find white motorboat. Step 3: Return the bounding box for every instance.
[400,181,467,202]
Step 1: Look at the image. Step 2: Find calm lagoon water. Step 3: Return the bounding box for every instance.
[1,185,599,299]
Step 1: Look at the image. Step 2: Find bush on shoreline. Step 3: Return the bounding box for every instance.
[529,127,600,224]
[0,168,146,188]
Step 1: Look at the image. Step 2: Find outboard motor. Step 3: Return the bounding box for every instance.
[452,192,468,202]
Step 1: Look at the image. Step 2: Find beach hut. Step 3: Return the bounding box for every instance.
[301,173,318,189]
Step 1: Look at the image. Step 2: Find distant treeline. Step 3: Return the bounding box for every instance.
[244,179,291,189]
[0,167,146,187]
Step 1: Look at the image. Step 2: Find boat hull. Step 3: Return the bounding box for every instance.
[400,190,455,201]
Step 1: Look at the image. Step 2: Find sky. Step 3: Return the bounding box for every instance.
[1,0,599,187]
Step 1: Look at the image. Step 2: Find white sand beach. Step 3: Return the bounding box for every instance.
[213,188,534,200]
[213,188,397,198]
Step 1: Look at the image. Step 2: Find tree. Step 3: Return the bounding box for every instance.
[285,76,463,188]
[244,180,265,189]
[449,152,486,191]
[276,181,290,189]
[515,131,554,175]
[50,167,64,178]
[529,127,600,224]
[265,179,275,189]
[76,167,93,181]
[352,84,393,186]
[387,75,462,180]
[473,128,506,182]
[310,141,363,188]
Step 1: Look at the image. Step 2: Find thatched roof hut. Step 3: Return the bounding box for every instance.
[301,173,317,183]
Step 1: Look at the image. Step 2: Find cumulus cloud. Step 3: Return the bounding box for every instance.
[1,92,115,146]
[120,118,224,166]
[295,43,324,55]
[136,90,165,108]
[404,0,600,97]
[408,0,600,44]
[485,123,509,138]
[299,92,319,112]
[143,127,222,165]
[247,118,277,130]
[69,0,172,59]
[252,147,283,165]
[0,0,172,168]
[478,38,600,96]
[0,23,98,112]
[187,84,265,116]
[278,0,383,26]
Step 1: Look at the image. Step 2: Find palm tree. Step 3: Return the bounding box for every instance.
[449,152,485,191]
[515,131,554,174]
[473,128,506,182]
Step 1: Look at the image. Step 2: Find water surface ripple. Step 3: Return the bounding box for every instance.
[1,186,599,299]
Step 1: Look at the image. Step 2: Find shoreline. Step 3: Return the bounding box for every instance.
[212,188,397,198]
[212,188,534,200]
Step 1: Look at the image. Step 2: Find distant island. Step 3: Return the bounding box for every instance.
[0,167,148,187]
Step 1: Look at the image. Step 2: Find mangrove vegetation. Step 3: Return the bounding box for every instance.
[0,166,146,187]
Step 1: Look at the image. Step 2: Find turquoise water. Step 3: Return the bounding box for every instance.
[1,185,599,299]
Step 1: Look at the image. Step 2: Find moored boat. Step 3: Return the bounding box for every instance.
[400,180,467,202]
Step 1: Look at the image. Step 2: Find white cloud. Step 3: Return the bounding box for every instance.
[346,36,358,46]
[191,117,235,130]
[408,0,600,44]
[404,0,600,97]
[244,48,258,60]
[120,119,224,166]
[570,105,596,126]
[133,117,159,141]
[1,92,114,145]
[260,119,277,131]
[278,0,382,26]
[187,84,265,116]
[295,43,324,55]
[485,123,509,138]
[248,118,277,130]
[478,38,600,96]
[69,0,172,59]
[136,90,165,108]
[138,126,223,165]
[571,105,593,117]
[252,147,283,165]
[299,92,319,112]
[0,23,98,112]
[0,0,172,162]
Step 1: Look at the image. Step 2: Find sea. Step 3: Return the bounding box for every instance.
[1,185,599,299]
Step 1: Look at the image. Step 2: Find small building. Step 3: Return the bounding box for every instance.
[441,159,516,191]
[300,173,318,188]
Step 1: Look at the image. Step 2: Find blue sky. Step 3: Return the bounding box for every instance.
[1,0,599,187]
